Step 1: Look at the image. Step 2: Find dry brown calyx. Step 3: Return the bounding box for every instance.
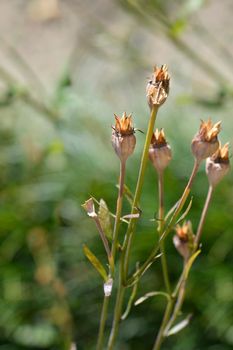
[114,112,134,136]
[149,129,172,172]
[112,112,136,163]
[146,65,170,108]
[206,143,230,187]
[191,119,221,162]
[173,221,195,260]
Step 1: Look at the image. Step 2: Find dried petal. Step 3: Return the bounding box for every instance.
[112,113,136,162]
[206,143,230,187]
[114,112,134,136]
[173,221,195,260]
[146,65,170,108]
[82,198,97,218]
[192,119,221,161]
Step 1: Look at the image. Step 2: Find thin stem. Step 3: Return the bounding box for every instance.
[164,276,187,336]
[158,171,164,232]
[122,105,159,281]
[96,162,126,349]
[152,261,186,350]
[158,171,171,294]
[152,298,174,350]
[107,106,159,350]
[129,159,200,284]
[111,160,126,262]
[94,218,113,272]
[107,271,125,350]
[153,183,214,349]
[96,295,110,350]
[194,185,214,247]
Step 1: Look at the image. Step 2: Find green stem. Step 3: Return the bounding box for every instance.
[107,271,125,350]
[111,160,126,263]
[96,295,110,350]
[158,171,171,294]
[96,162,126,349]
[152,298,174,350]
[164,274,187,336]
[122,105,159,281]
[153,181,214,349]
[194,185,214,247]
[128,159,200,284]
[107,106,159,349]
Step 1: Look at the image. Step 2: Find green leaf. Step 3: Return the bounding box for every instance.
[175,197,193,225]
[184,249,201,279]
[164,200,179,222]
[165,314,192,336]
[98,199,113,240]
[83,244,108,281]
[135,291,170,306]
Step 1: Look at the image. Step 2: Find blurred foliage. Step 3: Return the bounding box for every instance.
[0,0,233,349]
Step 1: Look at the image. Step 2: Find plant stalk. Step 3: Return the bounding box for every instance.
[107,270,125,350]
[158,171,171,294]
[107,105,159,350]
[96,295,110,350]
[153,182,214,349]
[194,185,214,247]
[96,161,126,349]
[111,160,126,262]
[152,298,174,350]
[129,159,200,284]
[122,105,159,281]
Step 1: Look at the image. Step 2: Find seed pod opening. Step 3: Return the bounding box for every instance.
[173,221,195,260]
[191,119,221,162]
[112,112,136,163]
[146,65,170,109]
[206,143,230,187]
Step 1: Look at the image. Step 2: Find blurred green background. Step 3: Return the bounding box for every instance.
[0,0,232,349]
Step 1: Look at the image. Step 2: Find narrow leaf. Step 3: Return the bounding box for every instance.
[139,253,162,279]
[135,291,170,306]
[175,197,193,225]
[121,263,140,320]
[184,249,201,279]
[98,199,113,240]
[83,244,108,281]
[173,250,201,297]
[164,200,179,221]
[122,213,140,219]
[165,314,192,336]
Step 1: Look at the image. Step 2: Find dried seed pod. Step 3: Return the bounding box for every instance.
[191,119,221,162]
[206,143,230,187]
[82,198,97,218]
[112,112,136,163]
[149,129,172,172]
[146,65,170,109]
[173,221,195,260]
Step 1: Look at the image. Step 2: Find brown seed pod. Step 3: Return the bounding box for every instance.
[191,119,221,162]
[149,129,172,172]
[112,112,136,163]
